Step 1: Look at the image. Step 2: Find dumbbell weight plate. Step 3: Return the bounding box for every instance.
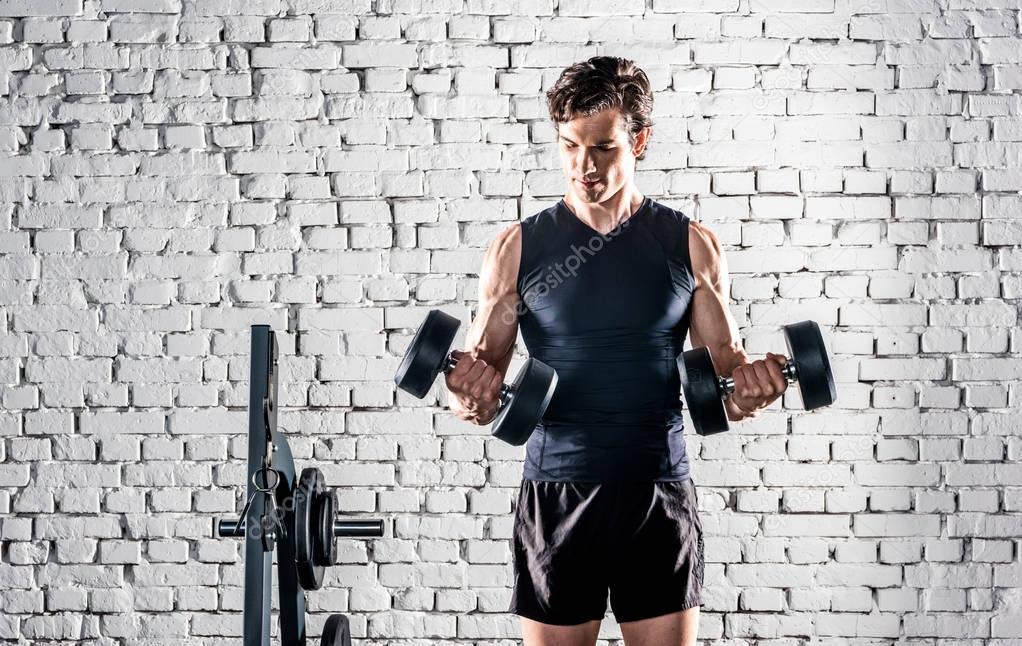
[295,467,326,591]
[679,347,730,436]
[315,487,337,567]
[490,358,558,446]
[321,614,352,646]
[782,320,836,410]
[394,310,460,398]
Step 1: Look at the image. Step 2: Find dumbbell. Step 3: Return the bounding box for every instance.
[394,310,558,446]
[679,320,836,435]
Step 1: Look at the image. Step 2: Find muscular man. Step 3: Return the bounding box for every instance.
[445,56,789,646]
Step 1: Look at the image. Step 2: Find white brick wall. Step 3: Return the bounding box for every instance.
[0,0,1020,644]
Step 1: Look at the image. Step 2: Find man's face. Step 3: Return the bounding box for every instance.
[557,107,649,205]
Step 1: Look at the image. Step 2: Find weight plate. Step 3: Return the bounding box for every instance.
[394,309,460,398]
[295,467,325,591]
[321,614,352,646]
[783,320,837,410]
[679,347,729,436]
[315,487,337,567]
[491,358,558,446]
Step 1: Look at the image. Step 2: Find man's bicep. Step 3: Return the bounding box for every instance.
[464,223,522,376]
[687,221,747,373]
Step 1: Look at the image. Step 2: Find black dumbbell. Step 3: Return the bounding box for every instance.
[394,310,558,446]
[679,320,837,435]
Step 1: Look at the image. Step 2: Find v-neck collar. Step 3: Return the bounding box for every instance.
[558,196,651,237]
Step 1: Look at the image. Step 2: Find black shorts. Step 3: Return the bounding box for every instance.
[509,477,704,626]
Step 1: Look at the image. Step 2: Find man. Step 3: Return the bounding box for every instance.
[444,56,789,646]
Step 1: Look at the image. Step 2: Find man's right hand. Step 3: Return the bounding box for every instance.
[446,350,504,425]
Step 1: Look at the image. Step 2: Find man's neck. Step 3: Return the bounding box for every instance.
[562,188,646,234]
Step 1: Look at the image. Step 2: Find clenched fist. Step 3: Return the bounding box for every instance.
[446,350,505,425]
[729,352,789,417]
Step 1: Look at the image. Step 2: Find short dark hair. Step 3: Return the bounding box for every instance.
[545,56,654,161]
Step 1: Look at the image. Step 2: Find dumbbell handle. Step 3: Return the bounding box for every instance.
[216,518,384,538]
[719,359,798,397]
[443,353,513,406]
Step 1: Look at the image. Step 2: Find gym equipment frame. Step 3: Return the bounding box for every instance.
[214,325,385,646]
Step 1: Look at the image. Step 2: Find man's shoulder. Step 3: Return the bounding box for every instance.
[520,200,561,227]
[646,197,691,226]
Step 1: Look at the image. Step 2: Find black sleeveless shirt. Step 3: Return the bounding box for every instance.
[515,196,696,482]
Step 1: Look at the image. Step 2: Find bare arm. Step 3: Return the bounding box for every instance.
[687,220,755,422]
[447,223,522,424]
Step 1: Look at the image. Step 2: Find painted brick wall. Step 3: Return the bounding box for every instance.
[1,0,1020,643]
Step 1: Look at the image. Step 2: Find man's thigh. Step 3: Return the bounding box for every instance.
[521,617,602,646]
[620,606,699,646]
[510,480,612,625]
[608,479,704,622]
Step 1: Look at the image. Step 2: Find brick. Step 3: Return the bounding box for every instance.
[762,514,850,537]
[854,513,941,537]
